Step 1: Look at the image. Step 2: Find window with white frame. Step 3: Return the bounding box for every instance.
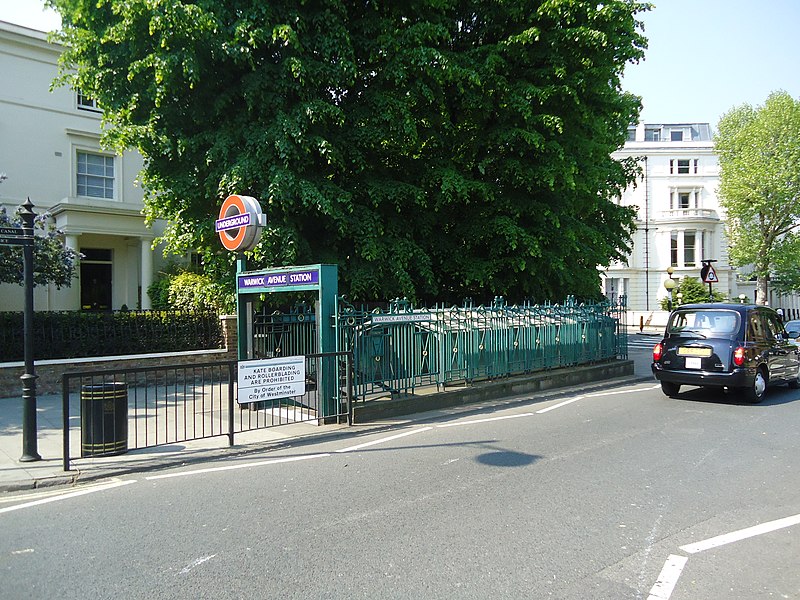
[76,91,100,112]
[670,230,704,268]
[670,159,699,174]
[684,231,697,266]
[670,130,683,141]
[645,128,660,141]
[671,231,679,266]
[77,151,115,199]
[670,188,701,210]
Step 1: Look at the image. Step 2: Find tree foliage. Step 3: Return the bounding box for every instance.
[0,204,81,288]
[715,91,800,304]
[50,0,649,303]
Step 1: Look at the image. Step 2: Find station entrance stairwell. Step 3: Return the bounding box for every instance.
[236,263,341,420]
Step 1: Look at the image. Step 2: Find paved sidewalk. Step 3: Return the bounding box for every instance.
[1,353,655,493]
[0,390,369,493]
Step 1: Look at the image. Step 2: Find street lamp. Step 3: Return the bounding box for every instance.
[676,292,683,306]
[664,267,676,310]
[739,294,746,304]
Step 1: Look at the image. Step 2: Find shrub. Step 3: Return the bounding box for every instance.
[0,310,223,361]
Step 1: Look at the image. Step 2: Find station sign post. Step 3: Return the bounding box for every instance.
[215,195,339,418]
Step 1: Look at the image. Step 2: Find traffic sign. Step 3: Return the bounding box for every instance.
[701,264,718,283]
[237,355,306,404]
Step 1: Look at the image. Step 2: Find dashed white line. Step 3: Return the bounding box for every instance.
[145,453,331,480]
[0,480,136,514]
[335,427,432,453]
[586,385,661,397]
[535,396,584,413]
[435,413,534,428]
[535,385,659,414]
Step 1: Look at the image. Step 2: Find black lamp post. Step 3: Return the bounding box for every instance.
[19,198,40,462]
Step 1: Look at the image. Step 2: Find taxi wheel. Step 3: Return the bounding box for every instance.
[742,368,767,403]
[660,381,680,397]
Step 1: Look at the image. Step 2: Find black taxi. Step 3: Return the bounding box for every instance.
[651,303,800,402]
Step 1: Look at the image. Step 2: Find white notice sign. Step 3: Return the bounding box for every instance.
[238,355,306,404]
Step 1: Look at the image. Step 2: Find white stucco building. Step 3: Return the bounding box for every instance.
[603,121,800,318]
[0,21,164,311]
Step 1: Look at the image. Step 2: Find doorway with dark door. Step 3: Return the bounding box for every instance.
[80,248,112,310]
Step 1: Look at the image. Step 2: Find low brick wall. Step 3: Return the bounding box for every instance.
[0,315,238,397]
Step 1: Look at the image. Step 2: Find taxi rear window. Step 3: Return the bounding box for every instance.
[668,310,740,335]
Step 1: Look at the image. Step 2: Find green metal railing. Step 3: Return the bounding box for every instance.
[247,296,627,402]
[336,296,627,401]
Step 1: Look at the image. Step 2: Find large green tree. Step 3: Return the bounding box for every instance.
[50,0,648,303]
[715,91,800,305]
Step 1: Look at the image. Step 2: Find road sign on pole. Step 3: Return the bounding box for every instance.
[701,263,718,284]
[700,259,718,302]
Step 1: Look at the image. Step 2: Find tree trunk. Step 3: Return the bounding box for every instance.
[757,275,769,305]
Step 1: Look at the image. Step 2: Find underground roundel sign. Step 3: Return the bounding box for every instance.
[216,195,265,252]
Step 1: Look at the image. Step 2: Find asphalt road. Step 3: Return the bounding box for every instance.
[1,347,798,599]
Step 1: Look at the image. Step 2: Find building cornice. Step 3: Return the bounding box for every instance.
[0,21,61,57]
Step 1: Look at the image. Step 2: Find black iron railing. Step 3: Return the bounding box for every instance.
[61,353,353,470]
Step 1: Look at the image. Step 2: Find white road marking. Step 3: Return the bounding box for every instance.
[647,554,688,600]
[535,396,584,413]
[435,413,534,428]
[335,427,432,453]
[179,554,217,574]
[586,384,661,397]
[648,512,800,598]
[0,480,136,514]
[679,513,800,554]
[535,385,660,414]
[145,453,331,480]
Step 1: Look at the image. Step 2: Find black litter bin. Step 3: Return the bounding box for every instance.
[80,382,128,457]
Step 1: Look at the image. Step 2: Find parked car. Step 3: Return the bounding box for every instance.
[784,319,800,347]
[651,303,800,402]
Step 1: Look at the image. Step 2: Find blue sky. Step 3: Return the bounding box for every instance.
[2,0,799,129]
[623,0,800,128]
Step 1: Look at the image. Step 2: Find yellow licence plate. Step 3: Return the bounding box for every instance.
[677,347,712,358]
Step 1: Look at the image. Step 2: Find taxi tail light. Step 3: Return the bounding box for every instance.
[733,346,746,367]
[653,343,663,362]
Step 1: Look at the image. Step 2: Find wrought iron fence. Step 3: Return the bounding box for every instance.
[0,310,223,361]
[336,295,627,401]
[252,302,317,359]
[61,353,352,470]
